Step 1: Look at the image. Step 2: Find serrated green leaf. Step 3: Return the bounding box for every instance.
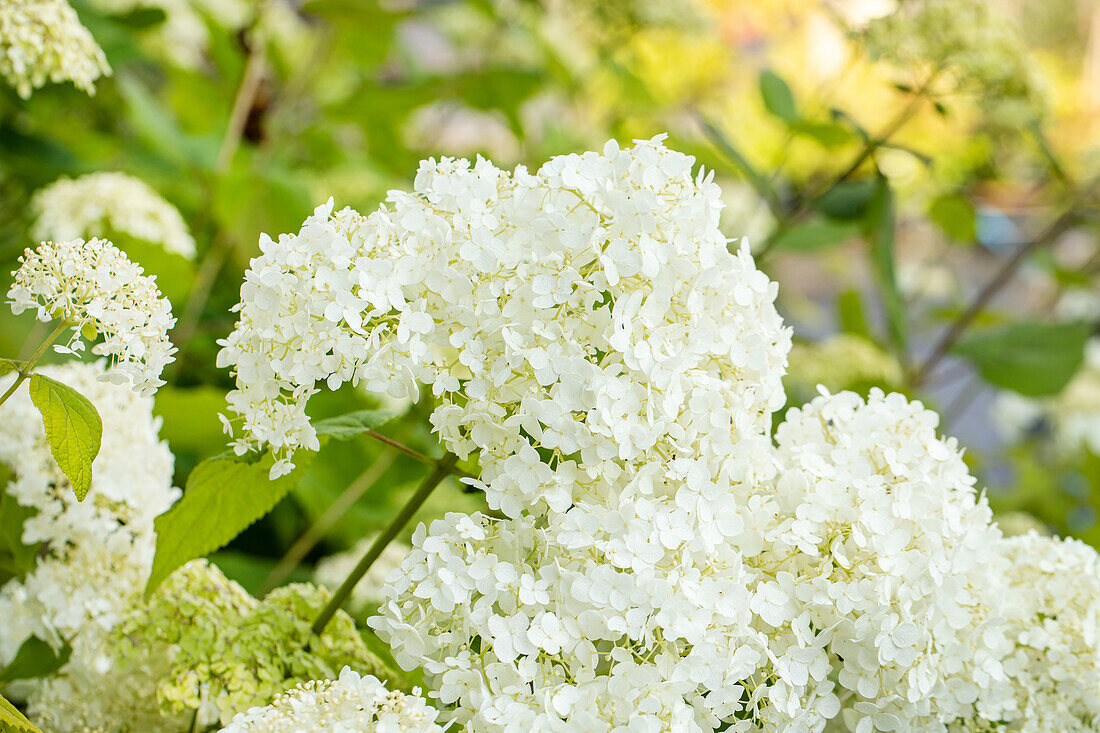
[759,70,797,123]
[929,193,976,243]
[145,451,313,598]
[0,637,70,683]
[769,220,857,252]
[953,321,1091,397]
[28,375,102,502]
[313,410,398,441]
[0,692,40,733]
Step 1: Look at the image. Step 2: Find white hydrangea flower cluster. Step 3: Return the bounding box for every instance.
[7,238,177,395]
[220,667,442,733]
[315,536,411,616]
[218,136,791,500]
[31,172,197,259]
[947,533,1100,732]
[0,361,179,733]
[765,389,1007,731]
[0,0,110,98]
[0,360,178,666]
[221,138,1093,733]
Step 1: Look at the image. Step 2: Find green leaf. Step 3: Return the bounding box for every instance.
[759,70,797,123]
[313,410,398,441]
[863,179,907,351]
[769,220,857,252]
[837,289,872,339]
[145,451,313,598]
[0,360,24,378]
[929,193,976,243]
[814,180,878,220]
[109,6,167,28]
[0,692,40,733]
[0,638,70,683]
[28,375,102,502]
[953,321,1091,397]
[1,480,38,580]
[791,121,852,148]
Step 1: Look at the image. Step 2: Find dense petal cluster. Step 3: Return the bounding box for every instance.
[28,561,389,731]
[7,238,177,394]
[0,361,180,732]
[218,136,791,508]
[0,0,109,98]
[764,389,1006,731]
[371,390,1007,732]
[220,667,442,733]
[947,534,1100,732]
[31,172,196,259]
[0,361,178,665]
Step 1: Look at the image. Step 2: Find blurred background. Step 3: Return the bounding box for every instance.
[2,0,1100,611]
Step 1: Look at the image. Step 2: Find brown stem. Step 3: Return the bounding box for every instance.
[912,207,1083,385]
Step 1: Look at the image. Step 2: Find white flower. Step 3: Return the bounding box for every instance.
[766,388,1006,731]
[0,360,178,667]
[948,533,1100,733]
[31,172,196,259]
[220,667,443,733]
[0,0,109,98]
[7,238,177,395]
[218,136,791,496]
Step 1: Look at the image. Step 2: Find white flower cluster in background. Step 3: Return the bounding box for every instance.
[7,238,177,395]
[31,172,197,259]
[947,533,1100,732]
[218,136,791,503]
[0,0,110,98]
[220,667,442,733]
[315,536,411,616]
[0,361,179,725]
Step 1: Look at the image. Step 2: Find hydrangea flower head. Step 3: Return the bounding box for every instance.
[7,238,177,395]
[115,567,388,726]
[0,360,178,665]
[766,389,1006,731]
[947,533,1100,732]
[218,136,791,501]
[220,667,442,733]
[31,172,197,259]
[0,0,110,98]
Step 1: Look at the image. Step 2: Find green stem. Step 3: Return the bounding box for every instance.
[0,320,69,408]
[310,453,459,636]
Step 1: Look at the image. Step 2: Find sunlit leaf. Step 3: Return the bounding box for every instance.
[28,375,102,502]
